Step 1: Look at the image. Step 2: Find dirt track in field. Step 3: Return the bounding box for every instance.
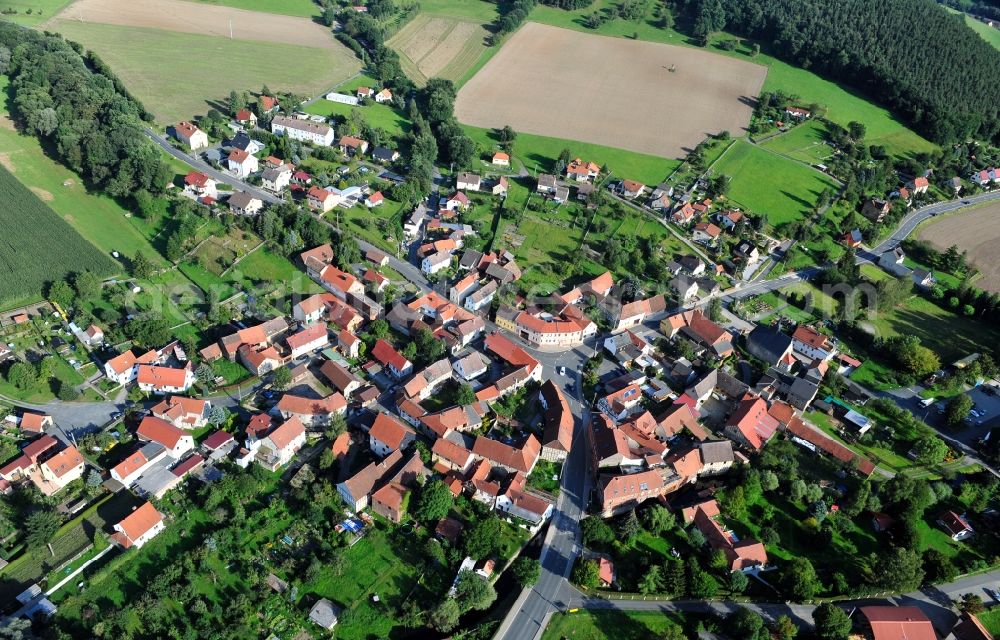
[455,22,767,159]
[919,201,1000,293]
[51,0,339,48]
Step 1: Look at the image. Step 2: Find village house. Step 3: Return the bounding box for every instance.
[365,191,384,208]
[285,323,329,359]
[276,393,346,429]
[861,197,891,223]
[271,115,335,146]
[0,436,86,495]
[620,179,646,199]
[456,172,481,192]
[338,135,369,156]
[137,416,195,459]
[19,413,52,435]
[227,148,258,179]
[684,499,768,571]
[228,191,263,216]
[536,174,557,194]
[338,329,362,359]
[261,165,292,192]
[202,430,236,461]
[369,412,416,457]
[111,501,165,550]
[371,339,413,379]
[173,121,208,150]
[319,359,363,399]
[612,294,667,332]
[692,222,722,245]
[422,251,452,275]
[235,108,257,128]
[472,435,541,475]
[307,185,340,212]
[539,381,573,462]
[431,438,475,475]
[452,351,489,381]
[150,396,210,429]
[565,158,600,182]
[745,324,795,370]
[372,146,400,164]
[337,449,402,512]
[859,607,936,640]
[791,325,837,361]
[938,510,974,541]
[137,363,194,394]
[441,191,471,211]
[723,396,779,452]
[496,474,554,525]
[248,416,307,471]
[492,151,510,167]
[103,347,161,386]
[402,359,452,401]
[183,171,217,199]
[842,228,864,248]
[908,176,929,195]
[661,309,734,358]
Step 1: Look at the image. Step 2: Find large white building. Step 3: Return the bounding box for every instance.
[271,116,335,146]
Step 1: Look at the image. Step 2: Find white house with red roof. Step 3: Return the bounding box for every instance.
[150,396,210,429]
[110,444,166,487]
[248,416,307,471]
[692,222,722,244]
[137,416,195,458]
[183,171,217,199]
[227,148,258,178]
[137,363,194,394]
[173,121,208,150]
[111,501,165,549]
[791,325,837,361]
[441,191,470,211]
[371,339,413,379]
[285,323,329,359]
[104,348,159,385]
[19,412,52,434]
[620,179,646,198]
[317,264,364,300]
[374,88,392,103]
[307,185,340,212]
[365,191,385,208]
[369,412,416,457]
[908,176,930,195]
[276,393,346,428]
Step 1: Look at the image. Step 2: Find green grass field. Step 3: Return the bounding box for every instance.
[869,295,1000,362]
[541,610,688,640]
[0,0,72,25]
[464,126,678,186]
[966,16,1000,49]
[50,21,362,123]
[761,120,836,165]
[713,140,839,228]
[304,100,411,138]
[187,0,318,18]
[524,4,935,157]
[978,607,1000,636]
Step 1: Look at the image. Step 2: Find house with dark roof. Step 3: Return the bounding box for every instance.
[745,324,795,370]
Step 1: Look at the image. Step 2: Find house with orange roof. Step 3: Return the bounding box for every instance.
[285,323,329,359]
[860,606,936,640]
[620,179,646,199]
[111,502,165,550]
[565,158,601,182]
[723,396,779,451]
[692,222,722,244]
[431,438,475,475]
[597,468,670,516]
[110,443,166,488]
[491,151,510,167]
[472,435,541,475]
[318,264,364,300]
[338,135,369,156]
[371,339,412,379]
[792,325,837,361]
[137,416,195,459]
[248,416,307,471]
[374,87,392,103]
[276,393,346,428]
[19,412,52,434]
[137,363,194,394]
[371,482,409,522]
[598,384,643,422]
[173,121,208,150]
[103,347,160,385]
[150,396,210,429]
[238,345,283,376]
[227,147,258,178]
[369,413,416,457]
[687,499,769,571]
[183,171,217,198]
[307,185,340,212]
[338,329,362,359]
[496,475,554,525]
[673,202,697,225]
[908,175,929,195]
[235,108,257,128]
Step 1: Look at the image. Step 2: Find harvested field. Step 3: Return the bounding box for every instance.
[48,21,361,123]
[50,0,339,49]
[388,14,490,86]
[455,22,767,159]
[919,201,1000,293]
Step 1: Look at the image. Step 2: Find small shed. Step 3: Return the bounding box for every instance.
[308,598,341,630]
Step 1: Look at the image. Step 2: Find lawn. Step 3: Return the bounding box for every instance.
[713,140,839,229]
[524,5,936,158]
[860,263,892,282]
[49,21,362,123]
[527,459,561,495]
[464,126,679,186]
[0,0,72,25]
[760,120,836,165]
[541,610,688,640]
[869,295,1000,363]
[978,607,1000,636]
[966,16,1000,50]
[806,410,913,475]
[304,100,411,139]
[187,0,319,18]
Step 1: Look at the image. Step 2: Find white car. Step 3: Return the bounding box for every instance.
[557,366,566,376]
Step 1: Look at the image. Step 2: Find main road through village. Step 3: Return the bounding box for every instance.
[22,134,1000,639]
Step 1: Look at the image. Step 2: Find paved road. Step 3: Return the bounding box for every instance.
[493,342,595,640]
[565,567,1000,635]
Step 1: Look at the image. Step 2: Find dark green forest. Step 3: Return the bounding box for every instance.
[677,0,1000,144]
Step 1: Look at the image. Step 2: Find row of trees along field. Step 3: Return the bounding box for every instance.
[0,23,169,199]
[674,0,1000,144]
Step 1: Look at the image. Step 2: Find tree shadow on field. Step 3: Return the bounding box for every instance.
[779,190,815,210]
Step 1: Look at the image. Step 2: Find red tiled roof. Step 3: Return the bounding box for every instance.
[171,454,205,477]
[792,325,830,350]
[277,393,346,416]
[116,502,163,544]
[112,450,149,479]
[202,430,234,450]
[861,606,936,640]
[372,339,409,371]
[265,416,306,450]
[42,446,84,478]
[137,364,188,390]
[137,416,186,449]
[369,413,414,451]
[472,435,540,474]
[20,412,50,432]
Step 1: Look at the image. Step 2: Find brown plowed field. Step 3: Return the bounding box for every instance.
[455,22,767,159]
[51,0,339,49]
[919,201,1000,293]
